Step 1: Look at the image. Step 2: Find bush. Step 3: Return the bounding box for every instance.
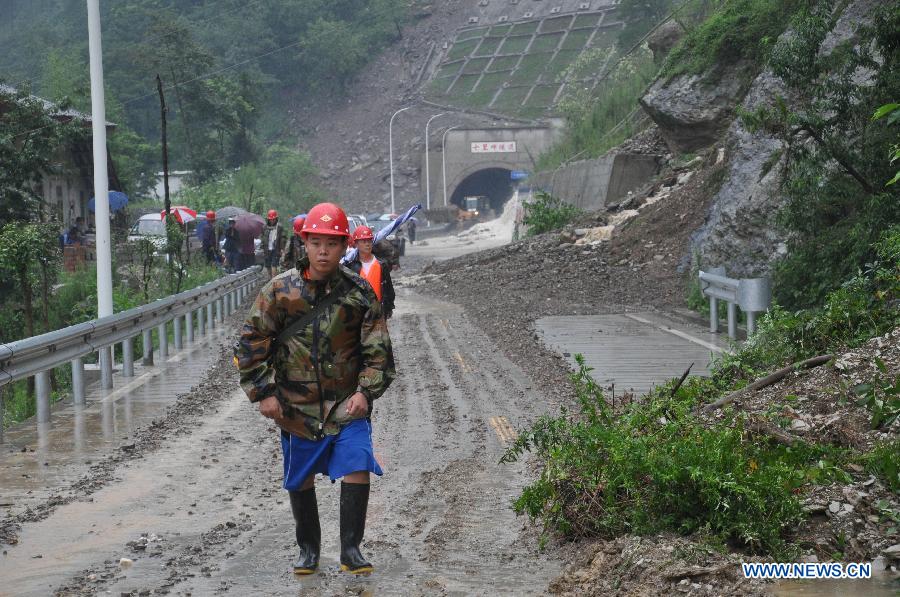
[503,357,837,558]
[523,191,584,236]
[662,0,805,80]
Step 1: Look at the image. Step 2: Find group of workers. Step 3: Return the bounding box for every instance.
[233,202,399,576]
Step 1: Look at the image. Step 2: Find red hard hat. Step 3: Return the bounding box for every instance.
[293,216,305,234]
[352,225,374,241]
[267,209,278,220]
[301,203,350,238]
[206,210,216,220]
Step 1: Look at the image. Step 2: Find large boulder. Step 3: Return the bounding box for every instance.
[639,65,750,154]
[647,21,685,62]
[689,0,880,277]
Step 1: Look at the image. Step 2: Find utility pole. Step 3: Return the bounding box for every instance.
[87,0,113,389]
[156,76,171,219]
[424,113,446,211]
[389,106,412,214]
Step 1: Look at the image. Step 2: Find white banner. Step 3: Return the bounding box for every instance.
[471,141,517,153]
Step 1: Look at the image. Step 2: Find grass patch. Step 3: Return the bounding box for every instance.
[488,55,520,71]
[499,34,533,54]
[474,36,504,57]
[475,71,509,95]
[663,0,806,79]
[492,85,531,113]
[530,32,565,53]
[545,49,583,80]
[560,28,594,51]
[461,57,491,75]
[512,53,549,82]
[511,20,540,35]
[522,191,583,235]
[573,14,601,28]
[464,81,499,107]
[525,84,560,109]
[489,24,513,36]
[447,37,480,61]
[447,73,481,95]
[456,27,488,42]
[540,15,574,34]
[434,62,462,79]
[589,28,619,49]
[429,77,453,96]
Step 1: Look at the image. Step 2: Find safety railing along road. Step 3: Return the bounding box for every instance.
[0,267,263,441]
[699,267,772,339]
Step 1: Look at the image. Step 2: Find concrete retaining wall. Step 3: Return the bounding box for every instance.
[532,153,661,211]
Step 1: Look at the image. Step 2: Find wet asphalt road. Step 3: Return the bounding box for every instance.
[1,229,562,596]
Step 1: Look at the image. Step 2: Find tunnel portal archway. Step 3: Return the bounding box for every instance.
[448,167,514,216]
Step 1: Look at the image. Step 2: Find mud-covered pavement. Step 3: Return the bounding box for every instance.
[0,224,564,596]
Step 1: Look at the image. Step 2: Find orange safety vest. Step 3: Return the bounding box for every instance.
[360,257,383,302]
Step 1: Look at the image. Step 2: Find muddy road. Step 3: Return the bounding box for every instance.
[1,222,562,596]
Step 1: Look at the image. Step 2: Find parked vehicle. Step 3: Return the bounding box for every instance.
[127,213,203,255]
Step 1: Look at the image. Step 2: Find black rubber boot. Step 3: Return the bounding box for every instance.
[288,487,320,574]
[339,482,374,574]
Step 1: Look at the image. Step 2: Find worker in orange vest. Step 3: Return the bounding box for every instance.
[347,226,395,319]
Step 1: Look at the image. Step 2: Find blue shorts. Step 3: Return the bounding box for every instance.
[281,419,383,490]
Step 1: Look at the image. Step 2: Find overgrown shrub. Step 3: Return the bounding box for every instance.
[522,191,584,236]
[503,357,836,557]
[662,0,806,80]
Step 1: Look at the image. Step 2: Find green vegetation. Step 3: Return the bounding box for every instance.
[488,56,520,72]
[474,36,504,57]
[540,16,574,34]
[511,21,540,35]
[499,35,532,54]
[530,33,565,54]
[538,46,658,170]
[741,0,900,308]
[1,0,412,187]
[662,0,805,79]
[506,228,900,556]
[522,191,583,236]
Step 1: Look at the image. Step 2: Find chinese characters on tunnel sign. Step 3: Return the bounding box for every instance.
[471,141,517,153]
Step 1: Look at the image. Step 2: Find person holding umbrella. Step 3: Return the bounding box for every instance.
[202,211,221,266]
[223,217,240,273]
[263,209,285,278]
[346,226,394,320]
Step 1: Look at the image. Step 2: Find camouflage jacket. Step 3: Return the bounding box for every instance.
[235,257,395,440]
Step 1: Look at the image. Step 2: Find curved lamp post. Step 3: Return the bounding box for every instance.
[388,106,412,214]
[424,112,446,210]
[441,126,461,208]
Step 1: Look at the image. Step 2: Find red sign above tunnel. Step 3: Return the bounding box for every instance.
[471,141,517,153]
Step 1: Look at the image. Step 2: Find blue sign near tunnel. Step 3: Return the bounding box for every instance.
[510,170,529,181]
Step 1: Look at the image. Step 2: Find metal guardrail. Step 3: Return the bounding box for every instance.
[699,267,772,339]
[0,267,263,439]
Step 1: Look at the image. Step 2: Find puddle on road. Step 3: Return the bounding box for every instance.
[774,575,899,596]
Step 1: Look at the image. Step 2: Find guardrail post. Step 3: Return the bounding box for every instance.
[142,329,154,366]
[217,297,224,323]
[35,370,51,423]
[207,302,215,330]
[226,293,233,316]
[727,302,737,339]
[158,322,169,358]
[122,337,134,377]
[173,316,183,350]
[0,387,5,443]
[72,358,86,405]
[186,310,194,343]
[99,347,113,390]
[709,296,719,333]
[198,306,206,336]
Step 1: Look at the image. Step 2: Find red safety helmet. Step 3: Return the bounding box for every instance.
[267,209,278,220]
[206,210,216,220]
[301,203,350,238]
[352,225,374,241]
[293,216,306,234]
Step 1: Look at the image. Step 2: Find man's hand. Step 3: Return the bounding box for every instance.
[259,395,283,419]
[345,392,369,417]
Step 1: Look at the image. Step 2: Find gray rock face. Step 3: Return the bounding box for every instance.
[639,65,749,154]
[689,69,789,277]
[688,0,878,277]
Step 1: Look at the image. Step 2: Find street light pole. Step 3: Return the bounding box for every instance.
[441,126,460,208]
[424,112,446,210]
[388,106,412,214]
[87,0,114,388]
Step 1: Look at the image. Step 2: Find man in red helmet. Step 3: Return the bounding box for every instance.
[263,209,285,278]
[281,216,306,269]
[234,202,395,576]
[201,210,221,266]
[347,226,395,319]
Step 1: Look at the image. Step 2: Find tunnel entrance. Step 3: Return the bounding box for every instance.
[449,168,514,216]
